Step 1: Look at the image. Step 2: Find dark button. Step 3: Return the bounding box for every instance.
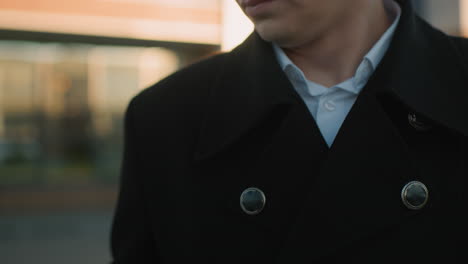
[401,181,429,210]
[408,113,432,131]
[240,187,266,215]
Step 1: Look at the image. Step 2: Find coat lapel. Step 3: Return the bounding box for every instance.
[192,30,329,259]
[276,0,468,261]
[192,0,468,261]
[372,0,468,136]
[193,29,329,162]
[276,82,418,262]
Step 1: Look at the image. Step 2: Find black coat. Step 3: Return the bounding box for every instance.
[111,1,468,263]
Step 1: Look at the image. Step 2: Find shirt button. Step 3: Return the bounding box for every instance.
[323,100,336,112]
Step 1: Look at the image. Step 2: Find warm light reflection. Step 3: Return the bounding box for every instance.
[0,0,260,47]
[461,0,468,36]
[138,48,178,90]
[0,68,4,137]
[222,0,254,51]
[0,10,220,45]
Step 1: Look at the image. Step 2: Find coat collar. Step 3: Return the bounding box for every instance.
[193,27,309,161]
[194,0,468,162]
[370,0,468,136]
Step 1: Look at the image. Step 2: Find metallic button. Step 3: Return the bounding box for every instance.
[240,187,266,215]
[408,113,431,131]
[401,181,429,210]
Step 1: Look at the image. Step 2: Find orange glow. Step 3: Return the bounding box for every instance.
[0,9,221,44]
[221,0,254,51]
[0,0,256,46]
[461,0,468,36]
[0,0,222,45]
[0,0,220,24]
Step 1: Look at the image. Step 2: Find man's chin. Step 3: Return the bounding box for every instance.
[255,25,286,42]
[255,28,296,47]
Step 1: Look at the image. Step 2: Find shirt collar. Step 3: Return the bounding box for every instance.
[365,0,401,70]
[273,0,401,95]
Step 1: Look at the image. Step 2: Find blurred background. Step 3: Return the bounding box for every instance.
[0,0,466,263]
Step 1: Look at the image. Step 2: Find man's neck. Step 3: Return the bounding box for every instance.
[282,0,392,87]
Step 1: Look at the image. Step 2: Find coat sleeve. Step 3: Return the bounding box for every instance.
[110,97,158,263]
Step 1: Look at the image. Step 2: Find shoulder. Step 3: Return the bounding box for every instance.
[121,52,238,158]
[415,15,468,79]
[131,52,229,114]
[446,25,468,50]
[447,35,468,62]
[126,36,252,124]
[444,35,468,87]
[124,51,240,131]
[417,14,468,71]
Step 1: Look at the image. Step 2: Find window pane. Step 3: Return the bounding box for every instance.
[0,40,204,264]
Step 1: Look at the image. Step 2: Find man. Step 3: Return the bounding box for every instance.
[111,0,468,263]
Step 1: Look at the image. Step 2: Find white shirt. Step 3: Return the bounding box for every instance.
[273,0,401,147]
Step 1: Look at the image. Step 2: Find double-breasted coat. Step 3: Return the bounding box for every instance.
[111,1,468,263]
